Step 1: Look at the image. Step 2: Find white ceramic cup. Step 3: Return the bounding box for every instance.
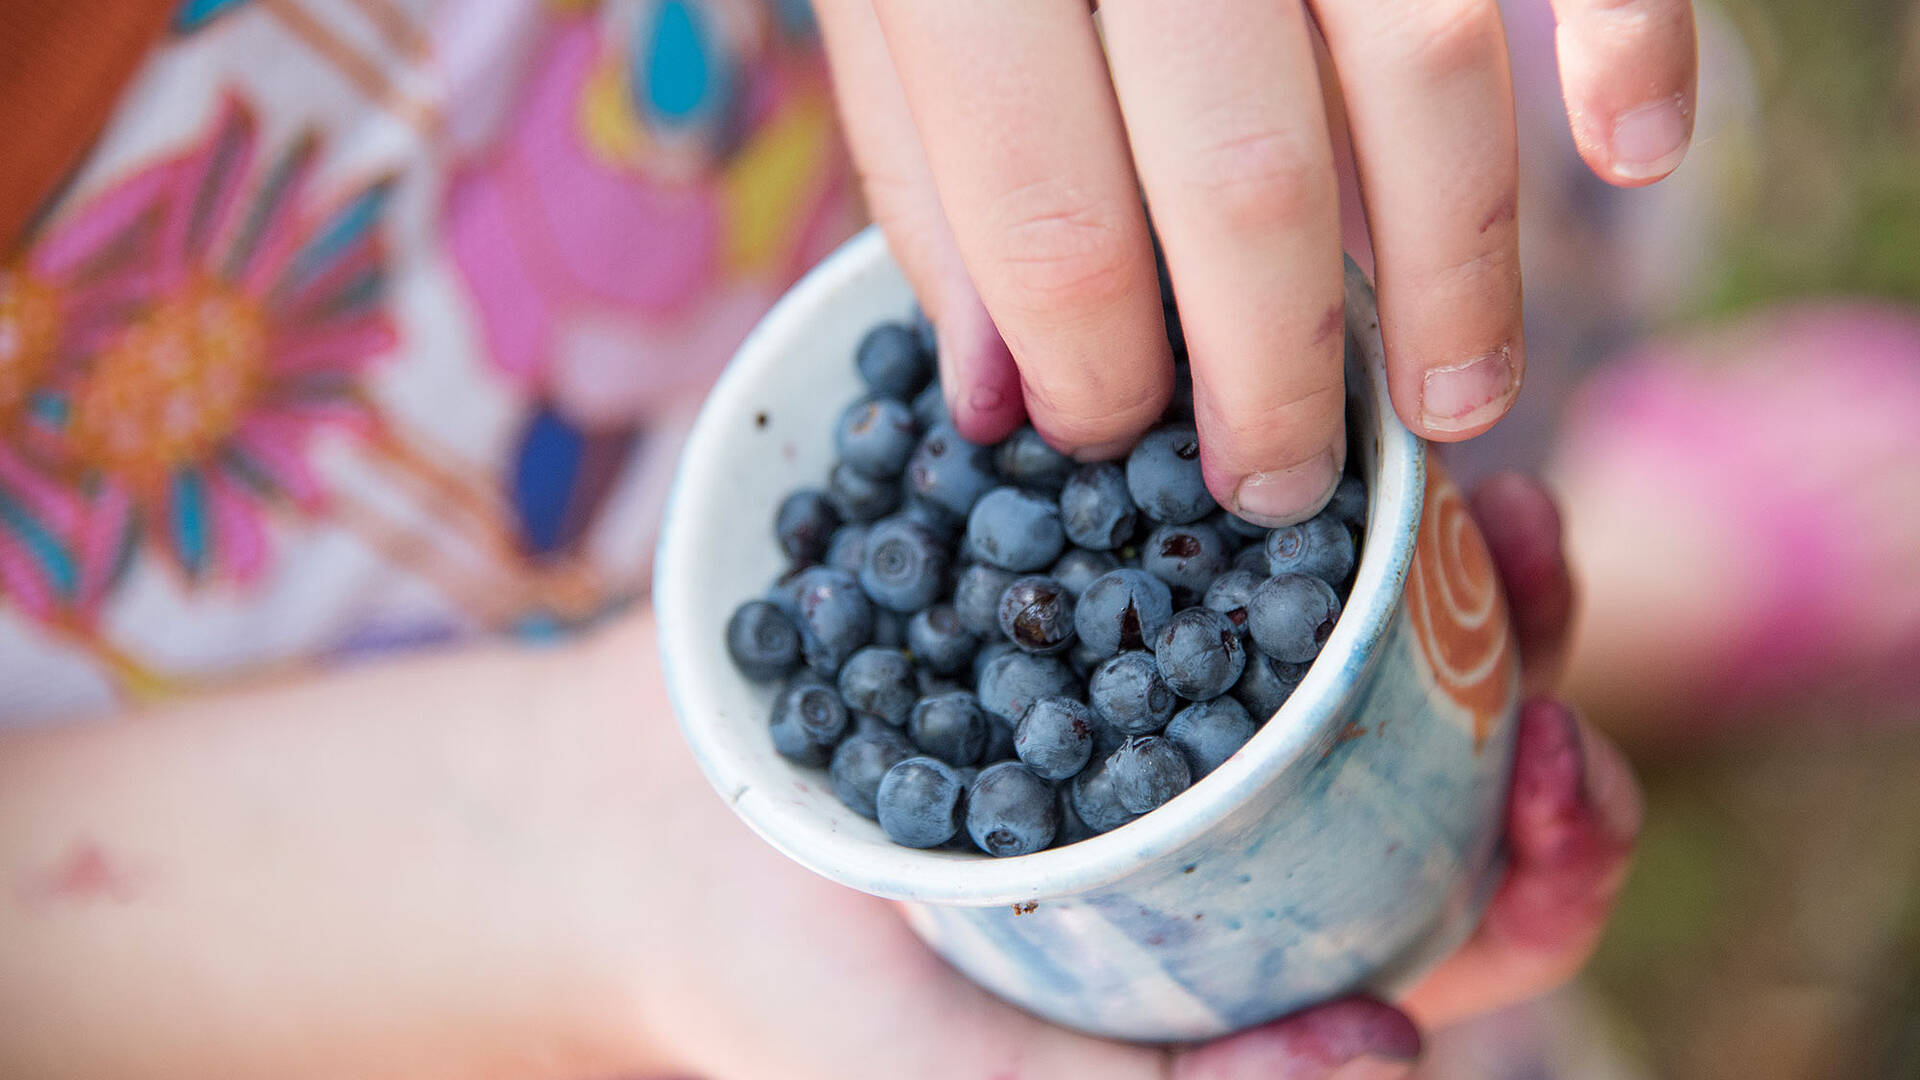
[655,226,1522,1042]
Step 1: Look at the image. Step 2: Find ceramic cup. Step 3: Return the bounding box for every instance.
[654,227,1521,1043]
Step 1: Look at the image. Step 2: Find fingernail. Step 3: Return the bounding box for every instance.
[966,383,1008,416]
[1233,451,1339,527]
[1610,97,1690,181]
[1421,347,1516,433]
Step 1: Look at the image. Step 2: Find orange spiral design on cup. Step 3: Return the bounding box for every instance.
[1403,462,1517,748]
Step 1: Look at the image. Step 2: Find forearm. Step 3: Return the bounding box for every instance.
[0,613,677,1080]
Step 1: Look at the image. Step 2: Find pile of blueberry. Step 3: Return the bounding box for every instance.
[725,309,1366,857]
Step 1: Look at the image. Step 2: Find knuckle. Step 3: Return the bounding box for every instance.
[1383,0,1504,82]
[1181,127,1330,234]
[988,181,1142,312]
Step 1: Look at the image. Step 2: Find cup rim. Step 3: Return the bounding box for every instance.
[655,227,1427,906]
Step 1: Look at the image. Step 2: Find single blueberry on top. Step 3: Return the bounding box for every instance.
[965,761,1060,856]
[856,322,934,401]
[906,605,976,675]
[725,599,801,682]
[824,523,869,577]
[1058,462,1139,550]
[909,692,990,766]
[1248,573,1343,663]
[1155,607,1247,701]
[783,565,874,675]
[997,576,1076,655]
[835,396,919,478]
[1265,513,1356,585]
[1106,735,1192,814]
[976,650,1080,726]
[859,517,950,613]
[837,646,918,724]
[1074,568,1174,658]
[1126,425,1214,525]
[906,424,997,519]
[994,426,1077,493]
[1140,521,1234,608]
[966,487,1066,572]
[829,726,914,818]
[769,677,850,766]
[1050,547,1121,599]
[952,564,1019,639]
[829,460,902,522]
[1088,650,1178,735]
[876,757,966,848]
[1232,652,1309,721]
[1202,568,1263,637]
[775,489,840,564]
[1013,696,1097,780]
[1165,697,1256,778]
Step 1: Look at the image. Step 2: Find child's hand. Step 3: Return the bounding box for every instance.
[813,0,1696,525]
[636,474,1638,1078]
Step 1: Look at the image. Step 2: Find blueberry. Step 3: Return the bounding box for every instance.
[1070,759,1139,834]
[976,650,1080,726]
[1155,607,1246,701]
[1050,548,1121,599]
[909,691,990,766]
[829,726,914,818]
[825,523,869,577]
[1013,696,1096,780]
[899,493,963,542]
[775,489,841,564]
[857,322,934,401]
[871,607,909,648]
[1074,569,1174,658]
[1057,782,1096,844]
[1232,544,1270,575]
[1088,650,1178,736]
[911,381,949,431]
[836,396,919,479]
[1140,521,1233,607]
[1213,509,1269,542]
[907,605,976,675]
[953,564,1020,639]
[1106,736,1192,814]
[1059,462,1139,550]
[769,677,850,766]
[1202,568,1262,637]
[876,757,965,847]
[907,424,997,519]
[916,667,967,700]
[1265,513,1355,585]
[966,487,1066,572]
[997,576,1076,655]
[1327,473,1368,531]
[1126,425,1214,525]
[725,600,801,682]
[1068,638,1107,682]
[994,426,1075,493]
[859,517,950,613]
[1165,697,1255,778]
[1232,652,1309,721]
[972,639,1019,686]
[784,566,874,675]
[837,646,918,725]
[982,715,1017,763]
[830,460,903,522]
[1248,573,1342,663]
[965,762,1059,856]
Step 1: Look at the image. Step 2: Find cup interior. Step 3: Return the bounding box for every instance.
[654,228,1425,906]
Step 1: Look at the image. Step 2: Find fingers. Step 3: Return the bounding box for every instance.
[1169,996,1421,1080]
[1101,0,1347,525]
[871,0,1173,459]
[1549,0,1699,185]
[812,0,1024,442]
[1308,0,1524,443]
[1401,700,1640,1027]
[1470,472,1576,698]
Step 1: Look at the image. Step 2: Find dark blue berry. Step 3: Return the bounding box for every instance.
[876,757,965,847]
[769,677,850,766]
[837,646,917,724]
[1057,782,1095,844]
[1202,568,1262,637]
[1326,473,1368,531]
[1070,759,1139,833]
[976,650,1079,726]
[912,381,950,430]
[784,566,874,675]
[1265,513,1355,585]
[898,493,963,542]
[775,489,840,564]
[1013,696,1096,780]
[859,517,950,613]
[1059,462,1138,550]
[909,691,990,766]
[836,396,919,479]
[1213,509,1269,541]
[1232,544,1270,574]
[998,575,1076,655]
[907,424,997,519]
[1232,652,1308,720]
[916,667,967,700]
[1248,573,1342,663]
[725,600,800,682]
[857,322,934,401]
[1165,697,1255,778]
[1155,607,1246,700]
[1074,568,1174,658]
[831,460,902,522]
[907,605,976,675]
[825,523,869,577]
[1107,736,1191,814]
[830,726,913,818]
[954,564,1019,639]
[1068,638,1107,682]
[972,639,1018,686]
[966,487,1066,572]
[994,426,1075,493]
[1140,521,1233,607]
[965,762,1059,856]
[982,715,1017,763]
[871,607,908,648]
[1050,548,1121,599]
[1088,650,1177,736]
[1126,425,1214,525]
